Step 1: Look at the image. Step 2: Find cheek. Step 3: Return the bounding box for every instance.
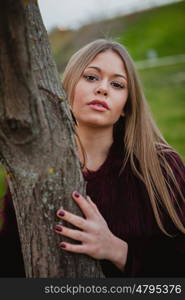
[73,82,86,104]
[72,84,86,116]
[73,80,93,109]
[116,92,128,113]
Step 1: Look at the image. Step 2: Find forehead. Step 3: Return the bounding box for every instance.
[86,50,126,74]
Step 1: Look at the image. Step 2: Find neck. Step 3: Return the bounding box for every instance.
[75,125,114,169]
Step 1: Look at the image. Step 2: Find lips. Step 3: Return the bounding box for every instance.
[88,100,110,110]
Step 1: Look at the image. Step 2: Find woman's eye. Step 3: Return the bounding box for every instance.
[111,81,124,89]
[83,75,98,81]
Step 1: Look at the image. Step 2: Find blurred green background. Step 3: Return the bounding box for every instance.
[0,1,185,201]
[49,0,185,160]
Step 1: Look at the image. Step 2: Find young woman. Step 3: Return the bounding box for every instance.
[1,39,185,277]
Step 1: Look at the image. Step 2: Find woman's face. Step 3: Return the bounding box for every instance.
[72,50,128,129]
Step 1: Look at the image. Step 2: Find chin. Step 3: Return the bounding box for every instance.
[79,118,113,128]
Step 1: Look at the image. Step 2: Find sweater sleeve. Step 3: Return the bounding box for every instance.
[123,150,185,277]
[124,234,185,277]
[100,232,185,277]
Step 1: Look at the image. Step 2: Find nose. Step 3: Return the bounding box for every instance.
[95,82,108,97]
[96,88,108,97]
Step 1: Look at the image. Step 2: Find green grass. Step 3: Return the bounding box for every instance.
[50,1,185,73]
[0,167,6,229]
[116,0,185,161]
[119,1,185,60]
[138,63,185,161]
[0,168,6,197]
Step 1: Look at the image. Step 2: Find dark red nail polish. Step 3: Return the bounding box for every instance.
[74,191,80,198]
[54,225,62,232]
[59,210,65,217]
[60,243,66,248]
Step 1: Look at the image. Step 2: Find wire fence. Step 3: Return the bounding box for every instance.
[135,54,185,70]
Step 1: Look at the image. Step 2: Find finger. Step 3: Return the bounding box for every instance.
[57,209,87,231]
[86,195,97,210]
[72,191,95,218]
[59,242,86,254]
[54,225,86,242]
[86,196,107,226]
[86,195,102,216]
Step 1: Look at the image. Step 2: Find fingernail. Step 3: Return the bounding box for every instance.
[59,210,65,217]
[54,225,62,232]
[74,191,80,198]
[60,243,66,248]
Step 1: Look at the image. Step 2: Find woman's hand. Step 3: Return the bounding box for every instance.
[54,191,128,271]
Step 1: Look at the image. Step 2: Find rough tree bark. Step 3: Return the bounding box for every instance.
[0,0,104,278]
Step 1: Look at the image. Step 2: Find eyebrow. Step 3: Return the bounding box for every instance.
[86,66,127,81]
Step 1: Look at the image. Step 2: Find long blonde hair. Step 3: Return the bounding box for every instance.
[62,39,185,236]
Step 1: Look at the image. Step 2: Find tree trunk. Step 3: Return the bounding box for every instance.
[0,0,104,278]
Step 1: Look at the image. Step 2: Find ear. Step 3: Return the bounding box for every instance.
[120,111,125,117]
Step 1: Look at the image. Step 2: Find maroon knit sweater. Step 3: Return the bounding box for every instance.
[0,139,185,277]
